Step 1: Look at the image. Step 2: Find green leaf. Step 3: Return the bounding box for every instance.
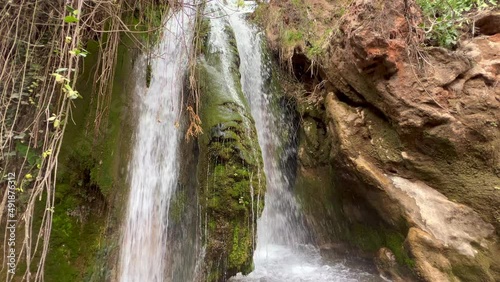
[69,48,89,57]
[64,15,78,23]
[80,48,89,57]
[66,5,75,13]
[64,84,73,92]
[16,143,40,166]
[51,73,68,84]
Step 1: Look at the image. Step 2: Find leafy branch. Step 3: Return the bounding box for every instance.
[417,0,498,48]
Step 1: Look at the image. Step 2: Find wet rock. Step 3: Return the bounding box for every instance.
[322,0,499,275]
[195,16,266,280]
[405,228,455,281]
[298,116,331,167]
[324,92,500,281]
[374,247,406,282]
[389,176,495,255]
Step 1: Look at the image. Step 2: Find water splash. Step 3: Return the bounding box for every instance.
[232,245,382,282]
[118,4,194,281]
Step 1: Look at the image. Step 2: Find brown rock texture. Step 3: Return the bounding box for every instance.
[323,0,500,232]
[322,1,500,279]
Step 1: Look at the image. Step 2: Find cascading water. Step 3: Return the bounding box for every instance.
[118,0,384,280]
[118,4,195,282]
[224,0,310,248]
[213,1,385,281]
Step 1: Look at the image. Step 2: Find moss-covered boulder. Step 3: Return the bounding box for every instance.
[195,16,266,282]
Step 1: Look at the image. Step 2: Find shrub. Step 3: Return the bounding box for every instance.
[417,0,498,48]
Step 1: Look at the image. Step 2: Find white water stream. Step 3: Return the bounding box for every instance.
[118,4,194,282]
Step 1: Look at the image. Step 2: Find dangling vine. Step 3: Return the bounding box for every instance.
[0,0,195,280]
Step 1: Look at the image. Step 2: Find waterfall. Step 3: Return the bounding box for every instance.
[118,4,194,281]
[225,1,310,248]
[117,1,383,281]
[215,1,384,281]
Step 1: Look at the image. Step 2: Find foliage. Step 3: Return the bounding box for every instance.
[283,29,303,47]
[417,0,498,48]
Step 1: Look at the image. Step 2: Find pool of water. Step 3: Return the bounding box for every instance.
[231,244,387,282]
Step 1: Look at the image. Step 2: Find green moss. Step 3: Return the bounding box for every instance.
[125,3,169,46]
[228,225,252,272]
[194,5,211,55]
[207,269,220,282]
[45,183,105,282]
[306,44,323,58]
[170,189,187,224]
[40,39,101,281]
[15,142,41,167]
[295,167,348,240]
[195,23,266,279]
[44,23,136,280]
[5,2,161,280]
[295,164,415,270]
[251,2,269,26]
[347,223,415,268]
[146,63,152,87]
[448,249,496,281]
[283,29,303,47]
[254,0,351,64]
[122,3,169,88]
[89,42,134,198]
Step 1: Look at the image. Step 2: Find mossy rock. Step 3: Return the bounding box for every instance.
[195,20,266,281]
[45,29,136,282]
[196,61,266,281]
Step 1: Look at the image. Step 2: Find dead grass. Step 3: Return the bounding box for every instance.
[255,0,353,68]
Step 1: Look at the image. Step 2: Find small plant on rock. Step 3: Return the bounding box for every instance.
[417,0,498,48]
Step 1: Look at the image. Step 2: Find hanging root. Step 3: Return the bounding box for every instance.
[0,0,188,280]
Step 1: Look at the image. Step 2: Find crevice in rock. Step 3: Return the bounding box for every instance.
[333,89,392,124]
[290,53,325,91]
[288,51,392,126]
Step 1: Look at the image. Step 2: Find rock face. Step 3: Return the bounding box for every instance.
[330,1,500,281]
[260,0,500,281]
[195,17,266,281]
[322,1,500,280]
